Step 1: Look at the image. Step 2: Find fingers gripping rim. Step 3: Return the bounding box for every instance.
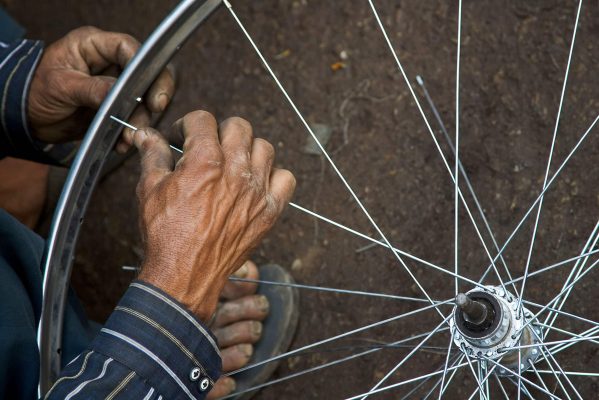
[37,0,222,394]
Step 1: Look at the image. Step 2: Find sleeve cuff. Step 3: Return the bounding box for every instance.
[89,280,222,399]
[0,38,76,165]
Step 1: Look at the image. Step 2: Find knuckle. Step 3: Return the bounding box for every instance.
[255,138,274,157]
[186,110,217,130]
[222,116,252,135]
[254,138,275,165]
[73,25,100,37]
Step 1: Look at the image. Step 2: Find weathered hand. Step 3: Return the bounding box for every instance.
[28,26,174,152]
[134,111,295,321]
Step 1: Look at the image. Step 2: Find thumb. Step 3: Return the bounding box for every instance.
[68,74,116,109]
[134,127,175,193]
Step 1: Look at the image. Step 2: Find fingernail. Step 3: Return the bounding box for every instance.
[251,321,263,338]
[158,93,169,112]
[238,344,253,358]
[256,295,269,313]
[233,263,248,278]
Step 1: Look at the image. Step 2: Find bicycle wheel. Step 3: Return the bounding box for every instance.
[36,0,599,398]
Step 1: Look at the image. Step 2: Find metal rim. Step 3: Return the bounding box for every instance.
[36,0,599,398]
[37,0,221,394]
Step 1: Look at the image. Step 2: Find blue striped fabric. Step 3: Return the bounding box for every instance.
[0,38,76,165]
[47,281,222,400]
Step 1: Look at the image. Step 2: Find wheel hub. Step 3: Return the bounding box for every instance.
[449,285,543,375]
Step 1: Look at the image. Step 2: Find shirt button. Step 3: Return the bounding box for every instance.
[189,367,202,382]
[199,377,211,392]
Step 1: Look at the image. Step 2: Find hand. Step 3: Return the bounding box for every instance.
[134,111,295,321]
[28,26,175,152]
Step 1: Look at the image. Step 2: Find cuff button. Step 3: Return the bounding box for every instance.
[199,377,211,392]
[189,367,202,382]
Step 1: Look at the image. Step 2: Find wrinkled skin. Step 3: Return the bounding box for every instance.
[28,26,174,152]
[24,26,294,398]
[134,110,296,322]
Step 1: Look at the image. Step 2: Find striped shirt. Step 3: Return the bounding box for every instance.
[45,281,222,399]
[0,38,77,165]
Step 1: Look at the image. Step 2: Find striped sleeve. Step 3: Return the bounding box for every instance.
[0,38,76,165]
[46,281,222,400]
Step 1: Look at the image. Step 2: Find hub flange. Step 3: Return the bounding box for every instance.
[449,285,543,375]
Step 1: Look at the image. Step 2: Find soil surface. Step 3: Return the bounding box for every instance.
[5,0,599,398]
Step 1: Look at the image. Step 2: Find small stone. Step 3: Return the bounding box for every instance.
[339,50,349,60]
[302,123,332,155]
[291,258,303,271]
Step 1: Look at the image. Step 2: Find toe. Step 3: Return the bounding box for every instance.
[214,320,263,348]
[206,377,236,400]
[221,260,260,300]
[221,344,254,372]
[213,294,269,328]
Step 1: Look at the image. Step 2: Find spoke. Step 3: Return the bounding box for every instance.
[531,338,572,400]
[513,258,599,338]
[455,0,463,297]
[477,113,599,285]
[505,335,599,351]
[290,202,488,288]
[360,316,451,399]
[518,0,584,316]
[484,357,563,400]
[508,378,535,400]
[400,354,460,400]
[517,350,522,400]
[535,344,574,400]
[543,220,599,338]
[495,375,511,400]
[439,354,466,397]
[526,300,599,329]
[224,0,446,320]
[421,356,462,400]
[417,75,518,295]
[116,116,480,301]
[463,353,488,400]
[229,277,437,303]
[344,361,469,400]
[462,354,486,399]
[437,336,454,399]
[367,0,509,292]
[226,299,452,376]
[529,360,552,397]
[549,326,599,355]
[506,248,599,285]
[220,329,446,400]
[537,370,599,377]
[466,359,501,400]
[537,323,599,347]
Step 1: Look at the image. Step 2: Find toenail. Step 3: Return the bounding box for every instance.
[233,263,248,278]
[256,295,269,313]
[251,321,263,338]
[238,343,253,358]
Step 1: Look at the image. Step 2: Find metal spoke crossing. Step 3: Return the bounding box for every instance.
[518,0,584,317]
[223,0,447,321]
[105,1,599,398]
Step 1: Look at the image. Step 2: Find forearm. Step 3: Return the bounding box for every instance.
[47,281,221,399]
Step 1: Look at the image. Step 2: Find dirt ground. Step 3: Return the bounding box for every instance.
[5,0,599,398]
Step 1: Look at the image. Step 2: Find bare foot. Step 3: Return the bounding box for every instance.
[207,261,269,399]
[0,157,49,229]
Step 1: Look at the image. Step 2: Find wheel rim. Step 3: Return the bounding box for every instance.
[37,0,222,394]
[37,0,599,398]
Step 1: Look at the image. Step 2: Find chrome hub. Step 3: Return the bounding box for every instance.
[450,285,543,375]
